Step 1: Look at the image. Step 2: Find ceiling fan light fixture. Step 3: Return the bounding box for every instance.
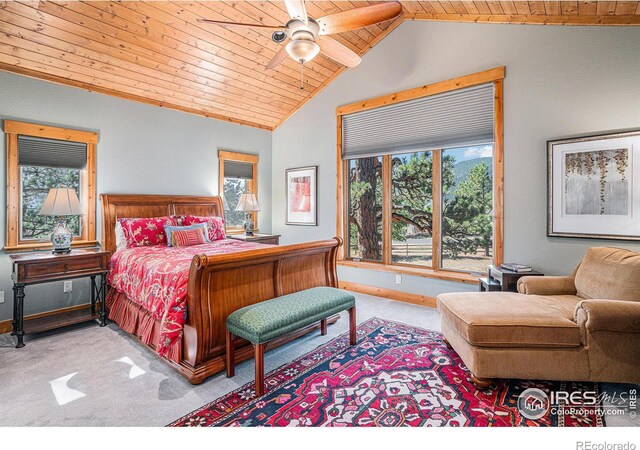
[285,39,320,64]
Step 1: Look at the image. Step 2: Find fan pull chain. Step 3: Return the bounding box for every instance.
[300,61,304,90]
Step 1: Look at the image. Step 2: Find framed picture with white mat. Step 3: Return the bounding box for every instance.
[548,130,640,240]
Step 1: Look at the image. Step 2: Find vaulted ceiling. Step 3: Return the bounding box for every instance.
[1,1,639,130]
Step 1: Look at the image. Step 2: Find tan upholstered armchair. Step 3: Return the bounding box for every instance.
[437,247,640,386]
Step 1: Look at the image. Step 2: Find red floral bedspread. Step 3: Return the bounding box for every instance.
[108,239,270,356]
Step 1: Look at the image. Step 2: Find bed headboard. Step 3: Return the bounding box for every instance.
[100,194,224,255]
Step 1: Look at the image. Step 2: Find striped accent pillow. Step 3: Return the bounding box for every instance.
[171,227,208,247]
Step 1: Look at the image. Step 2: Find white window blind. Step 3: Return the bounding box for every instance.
[342,83,495,159]
[18,136,87,169]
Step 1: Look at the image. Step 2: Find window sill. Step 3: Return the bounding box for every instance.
[4,240,99,253]
[337,260,482,285]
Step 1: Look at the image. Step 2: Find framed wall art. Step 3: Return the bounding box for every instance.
[286,166,317,226]
[548,130,640,240]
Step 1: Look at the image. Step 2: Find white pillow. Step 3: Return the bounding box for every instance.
[115,221,127,251]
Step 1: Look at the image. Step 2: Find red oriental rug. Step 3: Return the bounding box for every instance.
[169,318,605,427]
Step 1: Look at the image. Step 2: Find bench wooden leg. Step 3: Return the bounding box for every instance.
[226,330,235,378]
[320,318,328,335]
[254,343,265,397]
[348,306,357,346]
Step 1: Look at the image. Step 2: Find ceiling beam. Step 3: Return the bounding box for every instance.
[404,12,640,26]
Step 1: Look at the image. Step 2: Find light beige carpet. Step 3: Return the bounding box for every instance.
[0,293,636,427]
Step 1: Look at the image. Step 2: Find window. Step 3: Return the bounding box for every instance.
[4,120,97,252]
[21,165,82,240]
[347,156,382,261]
[441,146,494,272]
[391,151,434,267]
[336,68,504,280]
[218,150,259,233]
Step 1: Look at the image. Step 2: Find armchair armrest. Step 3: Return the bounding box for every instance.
[517,276,576,296]
[575,300,640,333]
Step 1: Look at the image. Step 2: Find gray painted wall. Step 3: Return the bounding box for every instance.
[272,21,640,298]
[0,71,272,321]
[2,22,639,321]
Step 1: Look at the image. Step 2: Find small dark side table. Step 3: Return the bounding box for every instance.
[9,248,110,348]
[479,264,544,293]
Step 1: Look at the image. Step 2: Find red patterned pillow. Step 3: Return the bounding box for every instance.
[171,227,208,247]
[181,215,226,241]
[117,216,178,248]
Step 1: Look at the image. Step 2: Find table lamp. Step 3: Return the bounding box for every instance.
[235,192,260,236]
[38,187,83,254]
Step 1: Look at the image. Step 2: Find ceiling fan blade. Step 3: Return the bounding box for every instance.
[266,45,290,70]
[284,0,308,24]
[317,2,403,35]
[197,19,287,30]
[317,36,362,68]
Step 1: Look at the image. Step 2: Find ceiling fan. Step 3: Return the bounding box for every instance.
[198,1,403,74]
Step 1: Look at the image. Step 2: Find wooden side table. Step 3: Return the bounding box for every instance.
[9,248,110,348]
[228,233,280,245]
[479,265,544,292]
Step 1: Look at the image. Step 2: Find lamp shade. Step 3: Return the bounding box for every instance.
[235,192,260,212]
[39,188,83,216]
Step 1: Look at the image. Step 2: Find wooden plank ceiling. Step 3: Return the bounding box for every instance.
[1,2,639,130]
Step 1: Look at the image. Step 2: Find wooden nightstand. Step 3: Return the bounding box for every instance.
[228,233,280,245]
[9,248,110,348]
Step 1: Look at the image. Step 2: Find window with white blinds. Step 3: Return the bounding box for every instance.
[218,150,259,231]
[337,69,504,279]
[341,83,495,159]
[5,120,98,251]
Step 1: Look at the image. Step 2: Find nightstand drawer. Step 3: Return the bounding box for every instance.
[257,237,279,245]
[24,256,103,278]
[12,250,110,284]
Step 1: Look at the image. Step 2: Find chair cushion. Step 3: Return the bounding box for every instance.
[574,247,640,301]
[227,287,355,344]
[437,292,583,348]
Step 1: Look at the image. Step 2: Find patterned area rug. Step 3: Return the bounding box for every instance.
[170,318,605,427]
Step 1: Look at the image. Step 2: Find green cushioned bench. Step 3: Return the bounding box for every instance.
[225,286,357,396]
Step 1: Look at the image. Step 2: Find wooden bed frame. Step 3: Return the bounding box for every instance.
[100,194,342,384]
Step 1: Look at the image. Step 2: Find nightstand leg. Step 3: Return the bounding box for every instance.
[99,273,107,327]
[11,284,18,336]
[90,275,96,316]
[15,284,25,348]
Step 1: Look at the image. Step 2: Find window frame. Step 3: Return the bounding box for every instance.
[218,149,259,234]
[4,120,98,252]
[336,67,504,284]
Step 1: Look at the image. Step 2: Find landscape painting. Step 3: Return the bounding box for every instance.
[563,148,630,216]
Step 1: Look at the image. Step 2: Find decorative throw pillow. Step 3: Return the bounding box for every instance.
[117,216,178,248]
[171,227,208,247]
[164,223,210,247]
[181,215,226,241]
